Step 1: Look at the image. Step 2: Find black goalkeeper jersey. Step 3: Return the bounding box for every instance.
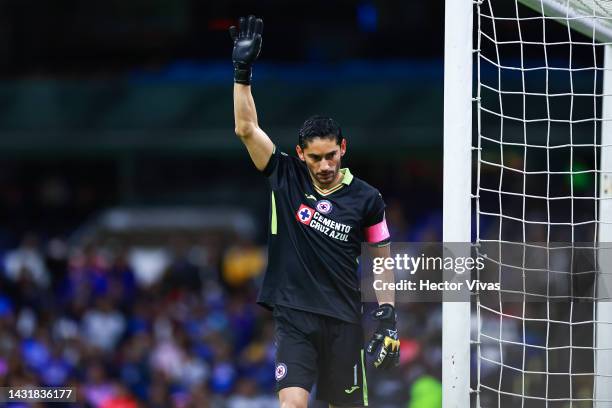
[257,147,387,323]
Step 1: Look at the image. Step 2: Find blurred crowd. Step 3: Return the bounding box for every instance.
[0,231,277,407]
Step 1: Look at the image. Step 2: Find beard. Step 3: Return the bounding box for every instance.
[311,163,341,188]
[316,171,336,185]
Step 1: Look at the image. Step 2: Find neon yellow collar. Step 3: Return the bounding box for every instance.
[313,168,353,196]
[340,168,354,185]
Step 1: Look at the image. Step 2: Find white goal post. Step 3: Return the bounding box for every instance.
[442,0,473,406]
[442,0,612,406]
[596,45,612,408]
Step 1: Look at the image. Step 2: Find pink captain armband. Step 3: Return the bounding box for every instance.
[365,218,390,243]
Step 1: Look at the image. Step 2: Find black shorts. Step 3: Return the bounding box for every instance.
[273,305,369,407]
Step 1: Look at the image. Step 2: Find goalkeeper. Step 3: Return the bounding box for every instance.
[231,16,399,408]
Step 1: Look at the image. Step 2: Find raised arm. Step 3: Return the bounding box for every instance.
[230,16,273,171]
[234,84,273,171]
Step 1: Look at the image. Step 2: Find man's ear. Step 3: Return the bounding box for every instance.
[340,138,347,157]
[296,145,305,161]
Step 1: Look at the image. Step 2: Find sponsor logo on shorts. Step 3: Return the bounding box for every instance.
[316,199,332,214]
[275,363,287,381]
[345,385,360,394]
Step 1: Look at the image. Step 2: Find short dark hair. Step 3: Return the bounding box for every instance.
[298,115,343,149]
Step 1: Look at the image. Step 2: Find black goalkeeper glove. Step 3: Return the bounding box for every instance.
[229,15,263,85]
[367,304,400,369]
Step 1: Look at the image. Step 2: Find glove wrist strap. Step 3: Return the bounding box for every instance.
[234,65,252,85]
[374,304,396,322]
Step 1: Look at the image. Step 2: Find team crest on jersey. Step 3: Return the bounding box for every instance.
[275,363,287,381]
[316,199,333,214]
[296,204,315,225]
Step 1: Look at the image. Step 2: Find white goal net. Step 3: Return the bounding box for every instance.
[474,0,612,407]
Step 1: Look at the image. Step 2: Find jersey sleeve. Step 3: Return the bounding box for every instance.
[261,146,294,190]
[363,191,390,245]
